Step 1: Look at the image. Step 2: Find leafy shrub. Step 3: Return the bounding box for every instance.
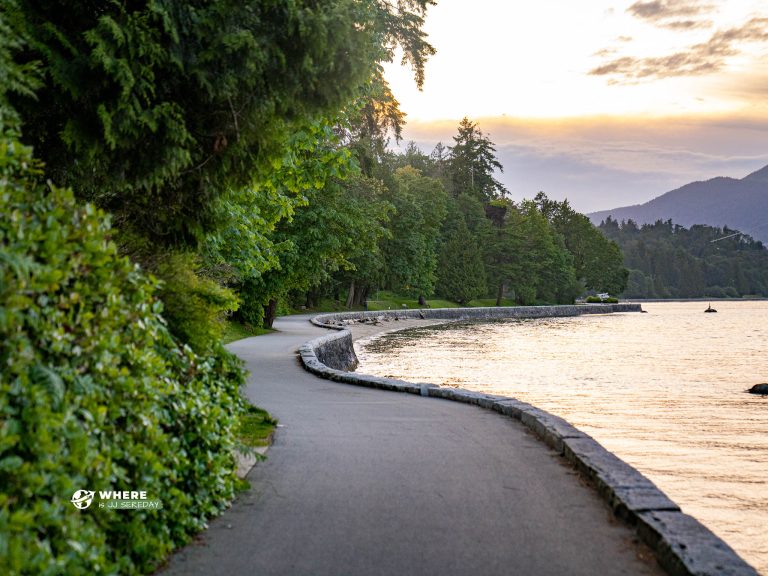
[154,251,239,355]
[585,296,619,303]
[0,134,246,575]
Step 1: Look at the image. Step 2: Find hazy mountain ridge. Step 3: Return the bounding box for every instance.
[588,165,768,244]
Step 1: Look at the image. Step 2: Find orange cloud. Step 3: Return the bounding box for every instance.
[590,17,768,82]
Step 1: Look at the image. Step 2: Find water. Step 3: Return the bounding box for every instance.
[355,301,768,574]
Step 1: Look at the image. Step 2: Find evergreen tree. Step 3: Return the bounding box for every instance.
[7,0,436,248]
[448,117,508,201]
[535,192,627,295]
[381,167,448,298]
[484,200,527,305]
[436,204,487,305]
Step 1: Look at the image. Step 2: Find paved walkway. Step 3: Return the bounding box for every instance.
[161,315,663,576]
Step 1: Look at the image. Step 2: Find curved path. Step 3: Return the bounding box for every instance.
[161,315,664,576]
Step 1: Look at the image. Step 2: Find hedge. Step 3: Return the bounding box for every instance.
[0,133,246,575]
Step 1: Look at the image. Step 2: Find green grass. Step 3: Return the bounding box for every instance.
[290,299,355,314]
[222,319,274,344]
[288,292,520,315]
[367,291,518,311]
[468,298,518,307]
[237,404,278,448]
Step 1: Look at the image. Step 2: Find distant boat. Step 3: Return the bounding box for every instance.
[705,303,717,313]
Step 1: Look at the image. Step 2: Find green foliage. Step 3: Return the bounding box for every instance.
[585,296,619,303]
[154,252,239,355]
[0,1,40,130]
[237,405,277,449]
[0,135,245,575]
[9,0,437,248]
[11,0,382,246]
[518,200,581,304]
[536,192,627,294]
[599,217,768,298]
[436,204,487,305]
[448,117,508,201]
[241,173,392,327]
[343,71,407,177]
[381,167,448,297]
[204,120,355,286]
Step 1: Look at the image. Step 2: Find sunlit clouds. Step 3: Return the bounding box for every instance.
[626,0,716,30]
[397,115,768,212]
[591,16,768,82]
[383,0,768,212]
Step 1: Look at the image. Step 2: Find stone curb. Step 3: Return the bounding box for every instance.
[299,306,758,576]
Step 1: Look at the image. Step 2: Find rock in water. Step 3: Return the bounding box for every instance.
[748,383,768,395]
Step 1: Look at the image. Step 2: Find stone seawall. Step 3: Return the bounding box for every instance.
[309,303,641,371]
[298,304,758,576]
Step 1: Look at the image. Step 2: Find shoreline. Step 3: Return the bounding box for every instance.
[299,305,759,576]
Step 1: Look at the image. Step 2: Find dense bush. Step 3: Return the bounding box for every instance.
[154,251,239,355]
[585,296,619,303]
[0,134,246,575]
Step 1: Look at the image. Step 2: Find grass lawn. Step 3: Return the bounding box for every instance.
[222,320,274,344]
[469,298,517,307]
[367,291,517,311]
[238,404,278,448]
[289,292,520,315]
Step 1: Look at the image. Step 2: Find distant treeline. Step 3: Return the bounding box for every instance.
[598,217,768,298]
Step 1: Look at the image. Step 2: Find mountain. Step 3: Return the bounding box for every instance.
[588,165,768,244]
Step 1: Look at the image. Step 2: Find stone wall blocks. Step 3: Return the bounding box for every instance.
[636,511,758,576]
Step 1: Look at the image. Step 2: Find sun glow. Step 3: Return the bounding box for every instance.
[384,0,768,121]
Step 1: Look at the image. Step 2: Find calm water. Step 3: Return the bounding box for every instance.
[356,302,768,574]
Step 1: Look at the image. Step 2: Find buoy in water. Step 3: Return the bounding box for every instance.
[705,303,717,313]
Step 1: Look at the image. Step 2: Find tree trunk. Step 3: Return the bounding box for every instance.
[345,280,355,309]
[418,294,427,306]
[496,282,504,307]
[355,284,370,306]
[263,298,278,329]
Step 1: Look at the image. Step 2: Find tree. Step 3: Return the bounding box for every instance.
[535,192,627,295]
[241,174,391,328]
[598,219,768,298]
[8,0,436,248]
[484,200,528,305]
[448,117,508,201]
[381,167,448,298]
[436,204,487,304]
[0,1,39,130]
[341,71,406,178]
[517,201,580,304]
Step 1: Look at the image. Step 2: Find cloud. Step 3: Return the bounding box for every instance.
[397,116,768,212]
[627,0,715,29]
[590,17,768,82]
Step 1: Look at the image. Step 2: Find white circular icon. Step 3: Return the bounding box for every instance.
[71,490,95,510]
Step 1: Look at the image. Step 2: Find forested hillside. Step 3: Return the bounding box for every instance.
[589,165,768,244]
[599,218,768,298]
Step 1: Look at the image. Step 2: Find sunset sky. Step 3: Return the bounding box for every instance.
[384,0,768,212]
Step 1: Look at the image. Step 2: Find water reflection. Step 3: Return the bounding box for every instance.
[356,302,768,573]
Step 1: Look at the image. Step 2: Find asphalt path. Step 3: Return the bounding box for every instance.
[160,315,664,576]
